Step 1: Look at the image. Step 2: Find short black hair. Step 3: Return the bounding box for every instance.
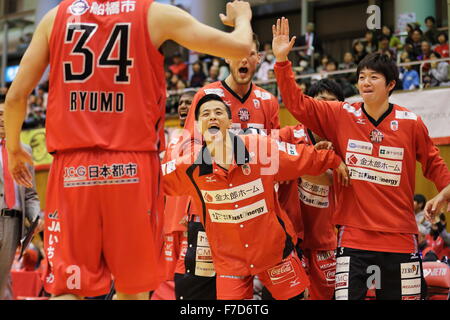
[430,51,441,59]
[194,94,231,120]
[0,93,5,104]
[179,89,196,99]
[414,194,427,210]
[307,79,345,102]
[425,16,436,24]
[356,53,399,96]
[253,33,260,52]
[437,32,448,41]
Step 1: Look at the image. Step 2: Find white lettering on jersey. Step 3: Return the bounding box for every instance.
[201,178,264,204]
[204,88,225,97]
[299,180,329,197]
[346,152,402,174]
[401,278,422,295]
[379,146,404,160]
[208,199,268,223]
[347,139,373,155]
[395,110,417,121]
[276,141,287,152]
[349,167,401,186]
[161,159,176,176]
[254,90,272,100]
[299,187,329,208]
[343,103,362,117]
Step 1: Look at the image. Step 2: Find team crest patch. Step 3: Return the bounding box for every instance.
[69,0,90,15]
[369,129,384,143]
[238,108,250,122]
[253,99,261,109]
[242,164,251,175]
[390,120,399,131]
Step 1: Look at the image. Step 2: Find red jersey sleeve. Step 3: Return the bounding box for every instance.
[274,61,342,143]
[415,116,450,191]
[272,138,341,181]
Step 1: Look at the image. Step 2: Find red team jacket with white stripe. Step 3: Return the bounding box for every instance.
[162,133,342,275]
[275,61,450,251]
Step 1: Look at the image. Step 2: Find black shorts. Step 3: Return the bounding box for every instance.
[174,218,216,300]
[335,247,427,300]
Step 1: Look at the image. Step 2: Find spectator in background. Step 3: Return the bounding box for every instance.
[434,32,449,58]
[169,53,189,81]
[424,16,438,45]
[363,30,378,55]
[399,57,420,90]
[263,69,278,97]
[256,47,276,82]
[338,52,357,70]
[296,22,323,61]
[418,41,433,73]
[352,40,367,64]
[296,57,315,75]
[381,25,402,51]
[210,58,230,81]
[414,194,431,236]
[405,22,420,46]
[189,61,206,88]
[377,35,396,60]
[316,54,331,73]
[205,64,220,84]
[409,29,424,60]
[428,51,450,87]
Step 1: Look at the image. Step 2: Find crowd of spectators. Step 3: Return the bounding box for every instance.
[163,16,449,115]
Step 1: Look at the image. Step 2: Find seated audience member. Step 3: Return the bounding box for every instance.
[189,61,206,88]
[338,52,357,70]
[418,41,433,73]
[380,25,402,51]
[419,214,450,261]
[377,35,396,60]
[434,32,449,58]
[352,40,367,64]
[414,194,431,236]
[169,53,189,81]
[399,57,420,90]
[363,30,378,55]
[424,16,438,45]
[409,29,424,60]
[428,51,450,87]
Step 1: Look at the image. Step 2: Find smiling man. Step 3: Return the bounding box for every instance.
[272,17,450,300]
[162,94,348,300]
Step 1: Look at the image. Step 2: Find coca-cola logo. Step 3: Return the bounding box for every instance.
[269,262,292,277]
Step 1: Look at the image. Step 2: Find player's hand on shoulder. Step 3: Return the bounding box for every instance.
[314,140,333,151]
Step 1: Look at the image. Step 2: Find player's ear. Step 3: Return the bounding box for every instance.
[225,58,231,65]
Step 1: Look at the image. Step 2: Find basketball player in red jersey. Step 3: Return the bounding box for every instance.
[4,0,253,300]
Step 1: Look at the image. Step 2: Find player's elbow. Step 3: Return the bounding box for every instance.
[5,90,28,109]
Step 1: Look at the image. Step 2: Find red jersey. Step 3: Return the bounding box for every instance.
[47,0,166,153]
[162,133,341,276]
[280,124,337,250]
[184,81,280,136]
[275,61,450,251]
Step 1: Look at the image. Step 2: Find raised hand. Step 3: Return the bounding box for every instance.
[272,17,296,62]
[220,0,252,27]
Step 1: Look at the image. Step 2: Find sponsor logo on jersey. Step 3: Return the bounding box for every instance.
[336,256,350,273]
[379,146,404,160]
[347,139,373,155]
[48,210,59,220]
[423,267,447,278]
[335,289,348,300]
[395,110,417,120]
[317,251,335,262]
[390,120,399,131]
[343,103,362,117]
[242,164,251,176]
[205,176,216,183]
[197,231,210,247]
[254,90,272,100]
[401,278,421,295]
[201,179,264,204]
[253,99,261,109]
[369,129,384,143]
[345,152,402,174]
[356,118,366,125]
[204,88,225,97]
[238,108,250,122]
[335,272,349,289]
[299,180,329,197]
[299,187,329,208]
[195,262,216,277]
[349,167,401,186]
[267,261,297,285]
[69,0,90,16]
[208,199,268,223]
[402,295,421,300]
[286,143,298,156]
[401,262,420,279]
[161,159,176,176]
[293,129,306,138]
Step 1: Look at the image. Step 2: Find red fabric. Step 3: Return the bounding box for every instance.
[11,270,43,299]
[1,139,16,208]
[162,134,341,276]
[44,150,164,297]
[47,0,166,153]
[275,60,450,239]
[184,81,280,137]
[338,226,416,253]
[303,249,336,300]
[434,43,449,58]
[424,234,450,259]
[150,281,176,300]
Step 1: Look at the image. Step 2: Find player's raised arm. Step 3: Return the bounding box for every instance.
[4,7,57,187]
[149,1,253,61]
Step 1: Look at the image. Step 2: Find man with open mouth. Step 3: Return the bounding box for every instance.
[162,93,349,300]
